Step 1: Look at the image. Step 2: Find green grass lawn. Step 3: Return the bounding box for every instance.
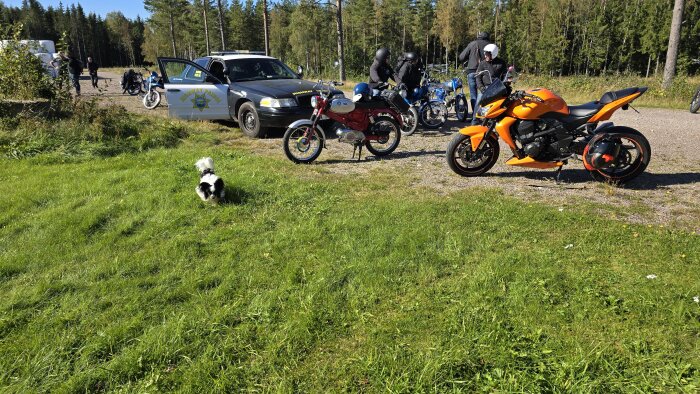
[1,124,699,392]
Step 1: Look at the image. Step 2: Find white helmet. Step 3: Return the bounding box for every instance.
[483,44,499,59]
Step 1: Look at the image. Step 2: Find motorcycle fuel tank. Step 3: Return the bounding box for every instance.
[509,88,569,120]
[330,98,356,114]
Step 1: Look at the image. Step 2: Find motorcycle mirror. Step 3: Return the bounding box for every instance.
[297,65,304,77]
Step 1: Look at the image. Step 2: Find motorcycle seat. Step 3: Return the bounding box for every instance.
[599,87,646,104]
[567,101,604,117]
[354,99,389,110]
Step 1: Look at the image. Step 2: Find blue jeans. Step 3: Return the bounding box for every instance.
[70,73,81,94]
[471,92,483,125]
[467,72,478,115]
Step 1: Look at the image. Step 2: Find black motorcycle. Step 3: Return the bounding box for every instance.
[120,69,144,96]
[691,60,700,114]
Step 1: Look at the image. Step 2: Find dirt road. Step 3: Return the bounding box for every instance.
[89,71,700,229]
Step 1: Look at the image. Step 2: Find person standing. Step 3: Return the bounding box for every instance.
[396,52,422,93]
[459,32,491,117]
[86,57,99,89]
[66,53,83,96]
[368,48,397,90]
[471,44,507,125]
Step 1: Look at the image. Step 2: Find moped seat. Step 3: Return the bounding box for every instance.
[354,99,390,110]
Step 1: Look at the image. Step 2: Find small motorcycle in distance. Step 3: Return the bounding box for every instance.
[690,59,700,114]
[141,68,164,110]
[120,69,143,96]
[283,81,407,163]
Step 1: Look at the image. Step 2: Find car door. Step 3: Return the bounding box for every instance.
[157,57,230,120]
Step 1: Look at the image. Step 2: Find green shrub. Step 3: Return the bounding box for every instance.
[0,24,56,101]
[0,101,189,158]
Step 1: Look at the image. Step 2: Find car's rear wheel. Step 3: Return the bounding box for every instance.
[238,102,267,138]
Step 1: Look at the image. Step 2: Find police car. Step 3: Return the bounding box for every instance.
[157,51,339,138]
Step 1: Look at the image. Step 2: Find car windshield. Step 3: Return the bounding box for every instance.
[225,58,298,82]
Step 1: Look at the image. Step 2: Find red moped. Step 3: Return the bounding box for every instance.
[283,81,407,163]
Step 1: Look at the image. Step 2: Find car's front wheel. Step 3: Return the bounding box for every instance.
[238,102,267,138]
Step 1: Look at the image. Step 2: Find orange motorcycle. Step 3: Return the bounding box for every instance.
[446,71,651,184]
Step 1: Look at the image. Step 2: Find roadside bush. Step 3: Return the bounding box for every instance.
[0,101,189,158]
[0,24,56,101]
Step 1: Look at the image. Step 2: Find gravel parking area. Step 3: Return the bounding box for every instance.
[89,72,700,230]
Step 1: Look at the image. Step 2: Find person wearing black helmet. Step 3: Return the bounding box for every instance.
[459,32,491,118]
[396,52,422,93]
[368,48,397,90]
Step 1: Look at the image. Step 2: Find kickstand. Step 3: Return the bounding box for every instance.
[554,165,564,184]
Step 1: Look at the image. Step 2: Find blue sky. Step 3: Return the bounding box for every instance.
[3,0,150,19]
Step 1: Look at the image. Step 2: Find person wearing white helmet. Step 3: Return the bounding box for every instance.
[472,43,507,125]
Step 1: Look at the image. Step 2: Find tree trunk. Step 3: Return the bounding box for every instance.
[169,11,177,57]
[262,0,270,55]
[216,0,226,51]
[646,54,652,78]
[662,0,684,89]
[336,0,346,81]
[203,0,211,55]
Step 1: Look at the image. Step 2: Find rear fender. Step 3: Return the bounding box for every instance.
[287,119,327,146]
[458,125,489,152]
[588,92,642,123]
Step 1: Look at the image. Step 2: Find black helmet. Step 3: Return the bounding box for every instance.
[405,52,417,61]
[477,32,490,40]
[375,48,390,62]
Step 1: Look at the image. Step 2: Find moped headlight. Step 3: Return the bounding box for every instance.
[260,97,297,108]
[477,105,492,117]
[310,95,320,109]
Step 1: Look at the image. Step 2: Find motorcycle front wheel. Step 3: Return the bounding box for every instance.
[283,124,324,164]
[588,128,651,184]
[690,88,700,113]
[400,106,419,136]
[455,95,469,122]
[143,90,161,109]
[419,101,447,129]
[365,116,401,157]
[446,133,500,177]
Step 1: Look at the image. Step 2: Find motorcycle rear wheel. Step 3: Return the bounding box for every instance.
[446,133,500,177]
[283,125,324,164]
[365,116,401,157]
[455,95,469,122]
[400,106,419,136]
[127,84,141,96]
[690,88,700,113]
[588,127,651,184]
[143,90,161,109]
[419,101,447,129]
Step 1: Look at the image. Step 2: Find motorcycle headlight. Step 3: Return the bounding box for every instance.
[477,105,492,117]
[310,95,320,109]
[260,97,297,108]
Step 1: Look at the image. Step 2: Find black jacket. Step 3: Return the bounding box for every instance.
[68,58,83,76]
[475,57,507,92]
[368,59,396,89]
[458,38,491,72]
[396,61,422,91]
[87,61,99,74]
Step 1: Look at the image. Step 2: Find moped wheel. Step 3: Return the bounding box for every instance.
[690,88,700,113]
[446,133,500,177]
[588,128,651,184]
[365,116,401,156]
[455,95,469,122]
[419,101,447,129]
[143,90,161,109]
[400,106,419,136]
[283,125,324,164]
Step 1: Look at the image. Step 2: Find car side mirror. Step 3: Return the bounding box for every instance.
[297,65,304,78]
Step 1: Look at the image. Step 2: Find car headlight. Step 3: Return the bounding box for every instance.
[477,105,492,117]
[260,97,297,108]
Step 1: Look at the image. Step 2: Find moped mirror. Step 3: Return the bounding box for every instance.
[333,60,340,68]
[297,65,304,78]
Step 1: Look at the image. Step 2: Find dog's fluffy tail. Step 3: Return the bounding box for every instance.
[195,157,215,172]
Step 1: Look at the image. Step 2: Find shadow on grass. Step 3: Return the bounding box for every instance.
[222,185,256,205]
[494,168,700,190]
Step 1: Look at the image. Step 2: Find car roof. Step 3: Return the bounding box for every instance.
[207,54,277,61]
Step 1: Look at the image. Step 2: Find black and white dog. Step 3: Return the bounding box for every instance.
[195,157,225,203]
